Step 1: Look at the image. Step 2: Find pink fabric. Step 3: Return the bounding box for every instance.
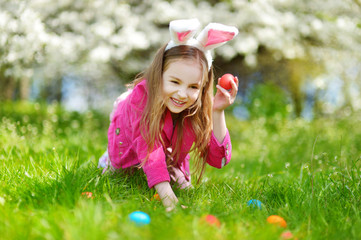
[205,29,235,47]
[177,30,191,42]
[107,79,232,188]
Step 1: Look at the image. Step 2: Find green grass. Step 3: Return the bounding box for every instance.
[1,101,361,239]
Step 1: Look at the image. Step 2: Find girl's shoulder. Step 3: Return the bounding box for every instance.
[111,79,148,121]
[129,79,148,105]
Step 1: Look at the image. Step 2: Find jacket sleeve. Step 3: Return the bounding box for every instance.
[206,130,232,168]
[138,143,170,189]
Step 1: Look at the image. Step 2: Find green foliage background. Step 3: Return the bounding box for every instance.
[1,102,361,239]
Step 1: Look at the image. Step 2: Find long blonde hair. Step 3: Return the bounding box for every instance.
[128,44,214,183]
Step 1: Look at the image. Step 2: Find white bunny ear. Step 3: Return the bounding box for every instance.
[165,19,200,51]
[164,20,238,70]
[196,23,238,51]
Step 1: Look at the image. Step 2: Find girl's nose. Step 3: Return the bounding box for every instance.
[177,88,187,98]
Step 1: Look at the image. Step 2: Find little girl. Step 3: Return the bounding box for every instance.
[99,19,239,211]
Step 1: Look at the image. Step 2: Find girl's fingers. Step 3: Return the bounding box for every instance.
[229,77,238,100]
[234,76,239,85]
[230,77,238,93]
[216,85,231,97]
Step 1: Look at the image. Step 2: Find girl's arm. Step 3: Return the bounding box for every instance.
[212,109,227,143]
[212,77,239,142]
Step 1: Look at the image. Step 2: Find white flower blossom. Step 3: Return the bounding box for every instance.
[0,0,359,112]
[90,46,112,62]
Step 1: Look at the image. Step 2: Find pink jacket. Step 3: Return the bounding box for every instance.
[108,80,232,188]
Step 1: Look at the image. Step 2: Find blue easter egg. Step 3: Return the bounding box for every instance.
[247,199,262,209]
[129,211,151,226]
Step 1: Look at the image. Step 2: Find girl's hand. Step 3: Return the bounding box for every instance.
[154,181,179,211]
[168,166,193,190]
[213,76,239,112]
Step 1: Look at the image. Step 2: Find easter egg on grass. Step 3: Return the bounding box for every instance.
[129,211,151,226]
[267,215,287,228]
[200,214,221,228]
[281,231,294,239]
[219,74,235,90]
[247,199,262,210]
[81,192,94,199]
[151,193,161,202]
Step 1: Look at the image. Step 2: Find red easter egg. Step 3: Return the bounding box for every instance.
[201,214,221,228]
[219,74,235,90]
[281,231,294,239]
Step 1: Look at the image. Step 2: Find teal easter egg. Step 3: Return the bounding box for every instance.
[247,199,262,210]
[129,211,151,226]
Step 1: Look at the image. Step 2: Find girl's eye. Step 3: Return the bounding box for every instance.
[171,80,179,84]
[190,86,199,90]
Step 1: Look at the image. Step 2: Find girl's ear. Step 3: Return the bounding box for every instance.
[167,19,201,50]
[196,23,239,51]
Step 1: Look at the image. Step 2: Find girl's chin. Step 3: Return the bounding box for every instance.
[167,107,183,114]
[166,101,186,113]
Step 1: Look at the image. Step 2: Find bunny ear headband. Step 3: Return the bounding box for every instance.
[165,18,239,69]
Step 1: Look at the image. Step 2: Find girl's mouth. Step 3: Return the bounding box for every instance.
[171,98,186,107]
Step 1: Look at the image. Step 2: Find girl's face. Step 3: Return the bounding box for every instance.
[162,59,203,114]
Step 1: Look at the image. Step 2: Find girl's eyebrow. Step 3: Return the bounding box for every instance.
[169,75,182,82]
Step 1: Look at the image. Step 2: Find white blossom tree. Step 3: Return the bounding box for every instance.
[0,0,360,115]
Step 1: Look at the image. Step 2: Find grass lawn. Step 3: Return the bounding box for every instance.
[1,102,360,239]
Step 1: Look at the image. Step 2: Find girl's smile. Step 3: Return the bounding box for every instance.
[162,59,203,114]
[170,98,186,107]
